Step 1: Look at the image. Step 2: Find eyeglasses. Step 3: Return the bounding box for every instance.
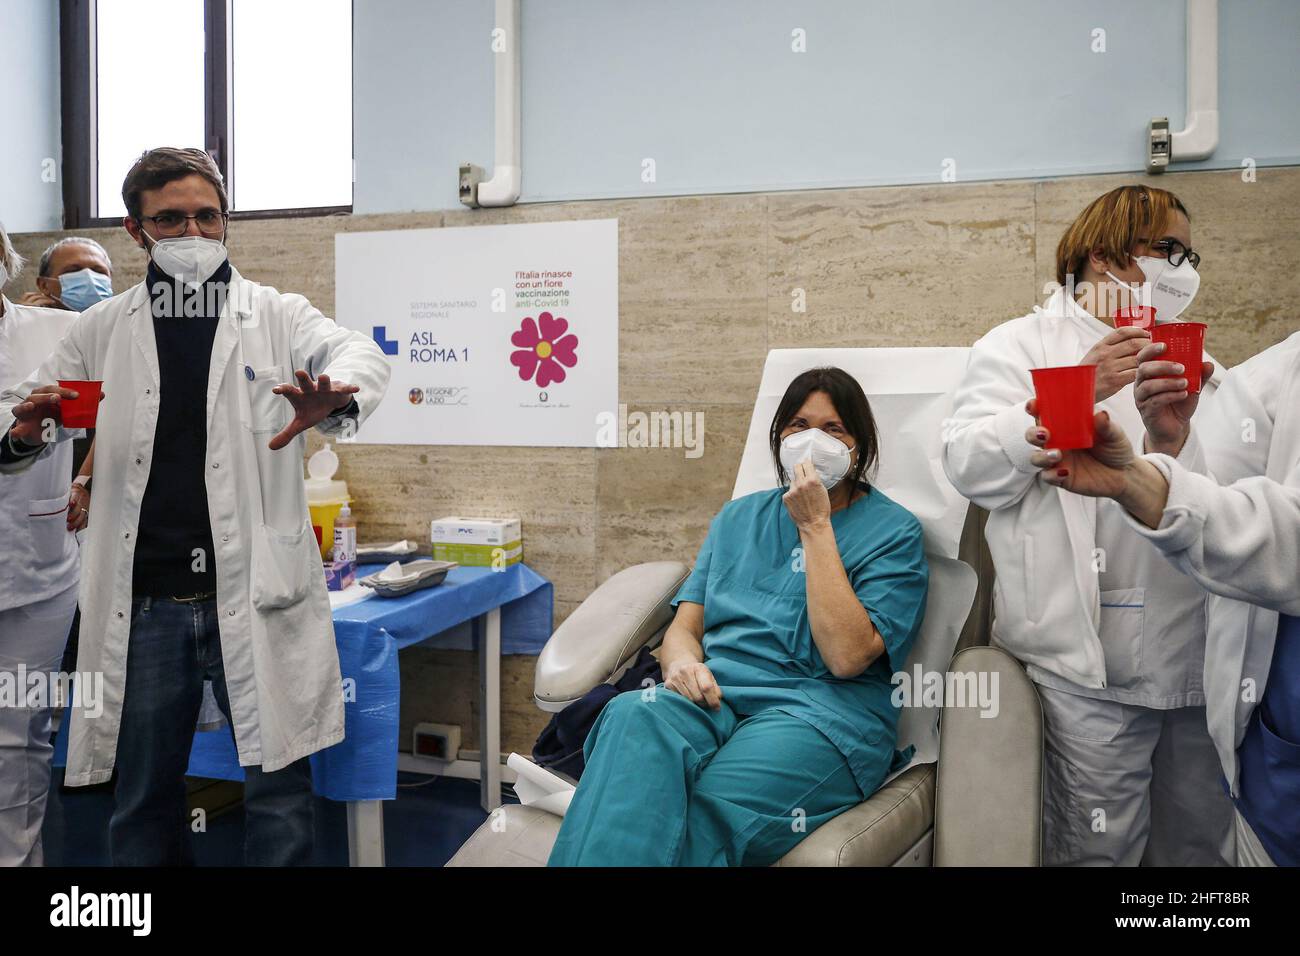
[139,210,229,238]
[1137,236,1201,270]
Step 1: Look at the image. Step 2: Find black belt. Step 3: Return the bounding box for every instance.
[135,590,218,603]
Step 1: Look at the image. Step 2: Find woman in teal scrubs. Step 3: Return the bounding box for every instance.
[549,367,930,867]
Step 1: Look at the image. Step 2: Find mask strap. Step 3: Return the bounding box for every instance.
[1104,268,1146,312]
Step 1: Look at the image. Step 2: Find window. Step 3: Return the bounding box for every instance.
[231,0,354,211]
[60,0,353,226]
[94,0,206,219]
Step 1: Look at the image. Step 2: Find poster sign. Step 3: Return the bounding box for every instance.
[334,218,618,446]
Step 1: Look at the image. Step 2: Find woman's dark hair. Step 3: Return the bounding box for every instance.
[769,366,880,489]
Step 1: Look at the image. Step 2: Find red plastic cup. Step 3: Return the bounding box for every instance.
[1115,305,1156,329]
[56,380,103,428]
[1030,365,1097,450]
[1150,322,1207,394]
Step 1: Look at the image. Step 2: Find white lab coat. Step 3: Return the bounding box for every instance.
[0,271,391,785]
[0,297,81,611]
[0,296,83,866]
[942,289,1223,691]
[1123,331,1300,794]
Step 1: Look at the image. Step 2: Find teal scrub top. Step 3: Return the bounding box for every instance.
[671,484,930,795]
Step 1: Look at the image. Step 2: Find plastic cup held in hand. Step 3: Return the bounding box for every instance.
[1031,365,1097,450]
[1115,305,1156,329]
[56,380,103,428]
[1150,322,1207,394]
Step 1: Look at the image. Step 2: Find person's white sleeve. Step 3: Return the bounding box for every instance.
[0,317,92,474]
[1166,421,1207,476]
[1191,349,1277,486]
[285,294,392,439]
[1122,453,1300,616]
[942,329,1041,511]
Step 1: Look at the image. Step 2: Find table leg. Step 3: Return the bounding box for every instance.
[479,607,502,813]
[347,799,386,867]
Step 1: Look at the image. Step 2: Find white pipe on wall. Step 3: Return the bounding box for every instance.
[476,0,521,207]
[1171,0,1219,162]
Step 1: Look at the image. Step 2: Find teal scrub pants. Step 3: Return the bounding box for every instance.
[547,686,863,866]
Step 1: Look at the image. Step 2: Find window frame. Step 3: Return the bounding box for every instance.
[59,0,353,229]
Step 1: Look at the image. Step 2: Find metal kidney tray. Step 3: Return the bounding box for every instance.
[358,560,458,598]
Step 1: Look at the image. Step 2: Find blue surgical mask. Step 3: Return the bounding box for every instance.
[55,268,114,311]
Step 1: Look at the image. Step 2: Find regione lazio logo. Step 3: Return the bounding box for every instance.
[510,312,579,388]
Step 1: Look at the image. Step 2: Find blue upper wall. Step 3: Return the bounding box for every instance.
[353,0,1300,212]
[4,0,1298,232]
[0,0,62,234]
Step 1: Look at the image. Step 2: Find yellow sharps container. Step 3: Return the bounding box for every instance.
[304,443,351,559]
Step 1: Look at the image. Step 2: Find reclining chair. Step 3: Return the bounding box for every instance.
[449,348,1042,866]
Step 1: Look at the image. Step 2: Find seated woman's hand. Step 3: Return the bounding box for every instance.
[782,459,831,532]
[663,658,724,711]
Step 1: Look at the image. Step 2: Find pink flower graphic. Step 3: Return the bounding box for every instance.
[510,311,579,388]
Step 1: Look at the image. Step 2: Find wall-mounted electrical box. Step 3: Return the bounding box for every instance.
[1146,117,1171,173]
[458,163,485,207]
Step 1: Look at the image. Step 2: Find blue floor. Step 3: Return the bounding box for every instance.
[42,768,514,866]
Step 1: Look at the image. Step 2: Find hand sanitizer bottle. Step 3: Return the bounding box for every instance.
[333,503,358,563]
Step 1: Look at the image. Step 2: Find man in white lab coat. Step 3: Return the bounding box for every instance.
[0,148,391,865]
[0,220,83,865]
[1029,331,1300,866]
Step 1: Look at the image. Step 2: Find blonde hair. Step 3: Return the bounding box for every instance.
[1055,185,1189,287]
[0,219,25,280]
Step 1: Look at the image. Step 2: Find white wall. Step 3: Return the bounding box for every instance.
[353,0,1300,214]
[0,0,62,234]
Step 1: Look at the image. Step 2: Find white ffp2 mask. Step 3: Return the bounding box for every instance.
[1135,254,1200,322]
[1107,254,1201,322]
[147,235,228,287]
[779,428,853,490]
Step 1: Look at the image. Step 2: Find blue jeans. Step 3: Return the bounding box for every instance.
[109,596,315,866]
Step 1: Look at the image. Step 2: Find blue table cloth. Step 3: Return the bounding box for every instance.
[54,563,553,801]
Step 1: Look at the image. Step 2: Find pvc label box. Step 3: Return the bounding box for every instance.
[430,516,522,568]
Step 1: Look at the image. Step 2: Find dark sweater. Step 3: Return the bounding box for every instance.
[131,260,232,597]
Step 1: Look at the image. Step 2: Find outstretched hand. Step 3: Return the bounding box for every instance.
[268,370,359,451]
[1024,399,1135,499]
[1024,399,1172,529]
